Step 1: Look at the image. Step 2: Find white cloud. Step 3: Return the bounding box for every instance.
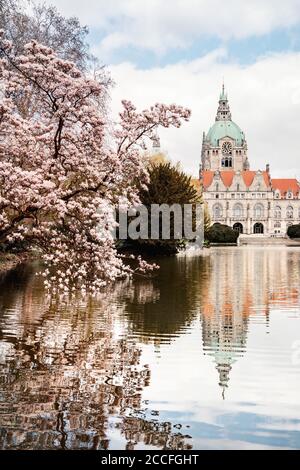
[109,50,300,178]
[46,0,300,56]
[41,0,300,178]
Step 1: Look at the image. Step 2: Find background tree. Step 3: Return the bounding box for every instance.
[127,161,203,255]
[0,35,191,292]
[0,0,93,70]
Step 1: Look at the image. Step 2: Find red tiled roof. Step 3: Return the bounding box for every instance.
[202,171,214,188]
[221,170,235,187]
[202,170,271,189]
[272,179,300,196]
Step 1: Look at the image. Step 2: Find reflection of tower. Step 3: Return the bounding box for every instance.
[201,306,249,399]
[216,363,232,400]
[200,247,300,398]
[200,250,251,399]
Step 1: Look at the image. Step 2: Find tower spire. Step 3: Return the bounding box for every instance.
[216,83,232,121]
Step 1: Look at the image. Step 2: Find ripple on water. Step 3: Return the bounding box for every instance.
[0,247,300,449]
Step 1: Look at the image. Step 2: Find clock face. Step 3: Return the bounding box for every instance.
[222,141,233,155]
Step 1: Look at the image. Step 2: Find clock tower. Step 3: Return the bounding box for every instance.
[201,85,249,172]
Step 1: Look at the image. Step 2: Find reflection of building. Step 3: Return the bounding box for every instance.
[200,85,300,236]
[200,248,300,397]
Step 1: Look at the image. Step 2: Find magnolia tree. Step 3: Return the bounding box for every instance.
[0,33,191,293]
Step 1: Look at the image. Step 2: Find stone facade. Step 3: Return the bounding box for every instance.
[200,86,300,236]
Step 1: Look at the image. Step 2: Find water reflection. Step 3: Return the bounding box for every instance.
[0,265,190,450]
[0,247,300,449]
[200,248,300,399]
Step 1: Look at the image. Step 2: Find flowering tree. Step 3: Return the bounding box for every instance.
[0,33,191,293]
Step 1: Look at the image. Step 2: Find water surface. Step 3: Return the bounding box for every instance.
[0,247,300,450]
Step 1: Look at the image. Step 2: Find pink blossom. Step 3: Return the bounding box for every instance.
[0,33,191,293]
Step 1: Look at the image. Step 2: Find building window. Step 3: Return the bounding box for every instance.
[233,203,243,218]
[221,157,233,168]
[287,192,293,199]
[274,222,281,228]
[231,193,235,198]
[213,204,223,219]
[287,206,294,219]
[254,203,264,218]
[275,191,280,199]
[274,206,281,219]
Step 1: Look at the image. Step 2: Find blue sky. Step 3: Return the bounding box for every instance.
[88,25,300,69]
[46,0,300,177]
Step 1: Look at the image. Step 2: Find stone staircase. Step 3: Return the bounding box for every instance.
[239,235,288,246]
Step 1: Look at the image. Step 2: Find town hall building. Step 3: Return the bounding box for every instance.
[200,85,300,236]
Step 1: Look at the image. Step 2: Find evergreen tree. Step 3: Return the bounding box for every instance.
[131,162,204,255]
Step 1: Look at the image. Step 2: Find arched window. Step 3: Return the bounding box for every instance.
[233,203,243,218]
[254,203,264,218]
[274,221,281,228]
[274,206,281,219]
[215,183,219,191]
[213,204,223,220]
[287,206,294,219]
[221,157,233,168]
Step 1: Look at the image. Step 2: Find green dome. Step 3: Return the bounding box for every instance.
[207,120,245,147]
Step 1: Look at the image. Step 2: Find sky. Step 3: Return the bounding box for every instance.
[44,0,300,178]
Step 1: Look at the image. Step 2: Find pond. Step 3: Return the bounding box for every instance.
[0,247,300,450]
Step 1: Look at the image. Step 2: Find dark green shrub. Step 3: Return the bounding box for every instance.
[287,224,300,239]
[206,223,239,244]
